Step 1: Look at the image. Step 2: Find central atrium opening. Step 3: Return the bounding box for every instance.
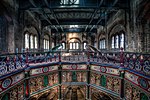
[0,0,150,100]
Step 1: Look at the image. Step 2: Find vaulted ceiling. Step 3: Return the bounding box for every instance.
[19,0,129,33]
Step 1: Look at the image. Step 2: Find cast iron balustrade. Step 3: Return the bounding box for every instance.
[0,49,149,77]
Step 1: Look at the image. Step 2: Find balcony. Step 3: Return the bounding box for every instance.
[0,49,149,100]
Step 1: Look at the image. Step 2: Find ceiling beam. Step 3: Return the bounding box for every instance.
[89,12,105,32]
[88,0,119,32]
[29,0,37,7]
[84,0,104,32]
[53,10,94,13]
[51,28,97,33]
[112,0,119,7]
[29,0,59,32]
[44,0,64,32]
[42,9,59,32]
[19,0,129,10]
[41,19,103,27]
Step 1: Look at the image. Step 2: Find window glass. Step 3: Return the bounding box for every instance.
[70,42,80,50]
[30,35,34,49]
[73,43,76,49]
[83,42,87,49]
[35,36,37,49]
[76,43,79,49]
[115,35,119,48]
[45,40,48,49]
[101,40,104,49]
[62,43,65,49]
[99,39,106,49]
[25,34,38,49]
[61,0,79,5]
[70,42,73,49]
[25,34,29,48]
[44,39,46,49]
[43,35,50,50]
[120,33,124,48]
[94,42,97,48]
[112,36,114,48]
[99,41,101,49]
[111,33,125,49]
[52,42,54,48]
[103,40,105,49]
[47,40,49,49]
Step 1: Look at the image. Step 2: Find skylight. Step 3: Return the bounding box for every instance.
[70,25,78,28]
[60,0,79,5]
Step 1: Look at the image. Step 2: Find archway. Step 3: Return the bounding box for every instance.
[38,92,58,100]
[138,2,150,52]
[0,16,7,53]
[91,92,113,100]
[62,86,85,100]
[0,1,14,53]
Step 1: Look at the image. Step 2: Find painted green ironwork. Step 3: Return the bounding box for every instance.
[43,44,63,59]
[44,75,49,87]
[100,75,106,87]
[1,93,9,100]
[141,93,148,100]
[72,71,77,82]
[51,44,63,55]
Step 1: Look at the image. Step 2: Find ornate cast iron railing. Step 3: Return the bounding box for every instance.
[0,49,149,77]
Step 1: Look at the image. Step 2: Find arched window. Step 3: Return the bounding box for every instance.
[111,32,125,49]
[44,39,49,50]
[25,33,29,49]
[43,35,50,50]
[69,39,80,50]
[70,42,79,50]
[24,27,38,50]
[120,33,124,48]
[99,39,106,49]
[25,34,38,49]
